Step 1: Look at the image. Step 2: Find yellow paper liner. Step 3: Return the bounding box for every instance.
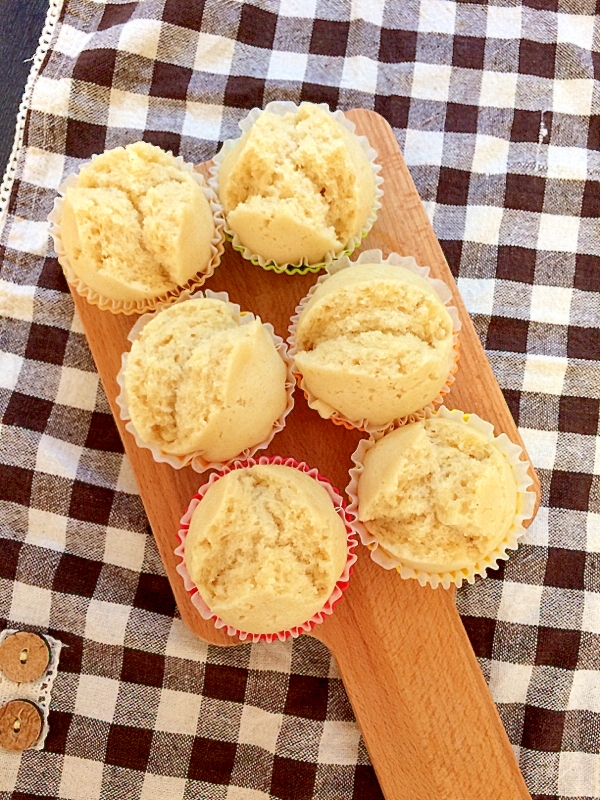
[287,249,462,434]
[48,154,226,315]
[174,456,359,643]
[207,100,384,274]
[115,290,295,473]
[346,406,537,589]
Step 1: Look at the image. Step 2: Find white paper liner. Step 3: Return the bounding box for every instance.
[287,249,462,433]
[346,406,537,589]
[207,100,384,274]
[115,290,295,473]
[47,153,226,315]
[174,455,359,643]
[0,629,63,751]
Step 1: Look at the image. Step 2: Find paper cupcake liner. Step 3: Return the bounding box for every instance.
[0,629,63,751]
[175,456,359,643]
[346,406,537,589]
[287,249,462,434]
[208,100,384,275]
[115,290,295,472]
[48,154,226,315]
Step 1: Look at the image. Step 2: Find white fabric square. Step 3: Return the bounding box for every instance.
[318,720,361,765]
[183,102,223,141]
[519,428,558,471]
[141,774,187,800]
[522,504,549,547]
[55,367,99,411]
[558,751,599,797]
[403,129,444,167]
[595,436,600,476]
[165,618,209,662]
[479,71,518,109]
[119,18,162,60]
[7,218,50,256]
[486,6,521,39]
[107,89,149,130]
[59,756,104,800]
[418,0,456,34]
[497,581,543,626]
[27,508,67,552]
[103,527,146,572]
[0,279,35,322]
[22,147,66,189]
[54,24,91,58]
[537,214,580,253]
[116,457,140,495]
[488,661,533,705]
[568,671,600,714]
[351,0,383,26]
[10,582,52,628]
[422,200,435,223]
[522,354,567,396]
[547,145,588,181]
[529,285,572,326]
[557,14,595,50]
[278,0,317,18]
[84,599,130,646]
[75,674,120,723]
[267,50,308,82]
[0,352,23,390]
[411,63,451,102]
[553,79,594,116]
[226,788,269,800]
[249,639,293,673]
[582,591,600,635]
[463,205,503,245]
[471,135,510,175]
[30,76,71,117]
[155,688,202,735]
[456,277,495,316]
[341,56,378,96]
[194,32,235,75]
[35,434,83,480]
[0,750,21,792]
[586,513,600,552]
[238,705,282,753]
[71,308,85,334]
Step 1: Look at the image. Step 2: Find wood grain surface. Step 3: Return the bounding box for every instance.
[68,109,540,800]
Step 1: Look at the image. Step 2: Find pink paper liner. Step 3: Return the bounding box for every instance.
[115,289,295,473]
[175,456,359,643]
[47,154,226,315]
[346,406,538,589]
[287,249,462,434]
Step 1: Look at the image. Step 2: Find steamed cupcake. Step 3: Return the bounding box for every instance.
[290,258,457,429]
[182,463,351,635]
[120,296,290,465]
[55,141,222,309]
[214,102,380,269]
[351,409,535,586]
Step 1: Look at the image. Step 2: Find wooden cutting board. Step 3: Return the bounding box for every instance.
[68,109,540,800]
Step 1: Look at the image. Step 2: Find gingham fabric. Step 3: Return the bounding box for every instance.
[0,1,599,798]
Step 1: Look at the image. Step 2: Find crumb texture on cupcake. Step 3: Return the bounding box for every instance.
[218,103,375,265]
[124,298,287,462]
[293,263,455,426]
[60,141,215,301]
[358,418,518,572]
[185,465,348,634]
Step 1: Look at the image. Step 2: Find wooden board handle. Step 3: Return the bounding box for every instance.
[312,560,531,800]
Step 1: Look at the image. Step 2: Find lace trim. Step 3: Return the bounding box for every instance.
[0,0,64,230]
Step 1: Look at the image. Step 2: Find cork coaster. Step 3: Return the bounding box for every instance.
[0,632,50,683]
[0,699,43,751]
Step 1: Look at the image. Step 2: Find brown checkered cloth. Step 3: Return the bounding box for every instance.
[1,0,599,797]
